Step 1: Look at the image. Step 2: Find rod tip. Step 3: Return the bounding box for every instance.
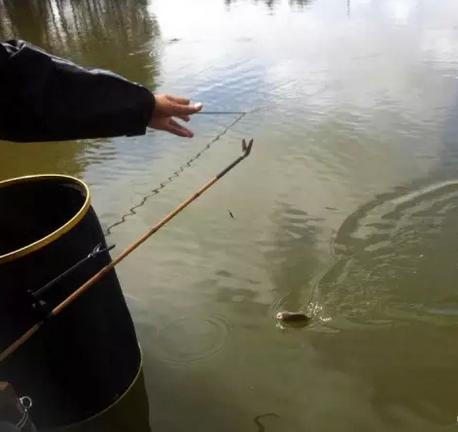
[242,138,254,156]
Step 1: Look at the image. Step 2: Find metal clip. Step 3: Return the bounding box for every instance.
[15,396,33,430]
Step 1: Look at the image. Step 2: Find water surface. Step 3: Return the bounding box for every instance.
[1,0,458,430]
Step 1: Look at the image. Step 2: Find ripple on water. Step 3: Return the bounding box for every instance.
[315,181,458,327]
[154,314,231,367]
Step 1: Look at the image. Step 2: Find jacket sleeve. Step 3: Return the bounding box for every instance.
[0,40,154,142]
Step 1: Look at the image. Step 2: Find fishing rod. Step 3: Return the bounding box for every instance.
[0,139,254,364]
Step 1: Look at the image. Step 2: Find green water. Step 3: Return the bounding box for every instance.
[1,0,458,430]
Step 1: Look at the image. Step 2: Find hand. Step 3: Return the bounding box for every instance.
[149,94,203,137]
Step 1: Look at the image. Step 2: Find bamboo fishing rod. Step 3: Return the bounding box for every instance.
[0,139,254,364]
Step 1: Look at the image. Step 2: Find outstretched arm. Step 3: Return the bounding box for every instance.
[0,40,201,142]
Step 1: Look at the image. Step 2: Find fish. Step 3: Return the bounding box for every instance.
[276,311,311,327]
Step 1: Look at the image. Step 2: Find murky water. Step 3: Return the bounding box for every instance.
[2,0,458,430]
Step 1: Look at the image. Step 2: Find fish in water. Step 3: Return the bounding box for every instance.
[276,311,311,327]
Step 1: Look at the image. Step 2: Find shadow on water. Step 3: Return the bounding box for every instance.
[0,0,161,180]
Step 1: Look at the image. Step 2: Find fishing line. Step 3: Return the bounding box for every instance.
[105,110,253,235]
[195,111,246,115]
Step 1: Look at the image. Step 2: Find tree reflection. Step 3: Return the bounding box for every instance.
[224,0,313,11]
[289,0,312,8]
[0,0,160,86]
[258,0,279,9]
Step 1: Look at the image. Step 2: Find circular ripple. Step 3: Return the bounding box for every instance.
[155,314,231,367]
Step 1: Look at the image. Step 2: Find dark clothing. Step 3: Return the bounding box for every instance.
[0,40,154,142]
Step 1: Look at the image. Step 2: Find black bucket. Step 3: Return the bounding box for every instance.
[0,175,141,428]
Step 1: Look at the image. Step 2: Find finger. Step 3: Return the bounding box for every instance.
[167,95,190,105]
[168,119,194,137]
[170,119,193,136]
[167,126,193,138]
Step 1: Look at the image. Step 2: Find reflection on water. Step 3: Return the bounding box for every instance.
[2,0,458,430]
[0,0,160,84]
[224,0,312,9]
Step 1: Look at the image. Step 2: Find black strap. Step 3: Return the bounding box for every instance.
[30,243,115,300]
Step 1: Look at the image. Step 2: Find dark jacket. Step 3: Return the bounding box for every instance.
[0,40,154,142]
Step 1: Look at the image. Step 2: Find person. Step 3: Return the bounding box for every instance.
[0,40,202,142]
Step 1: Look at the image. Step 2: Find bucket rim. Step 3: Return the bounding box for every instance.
[0,174,91,264]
